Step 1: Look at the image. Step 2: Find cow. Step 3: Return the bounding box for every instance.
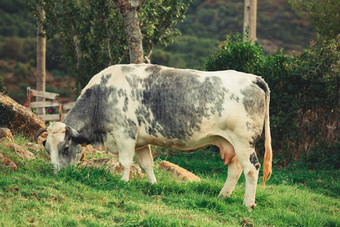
[35,64,272,208]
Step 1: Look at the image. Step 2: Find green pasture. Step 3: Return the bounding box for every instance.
[0,135,339,226]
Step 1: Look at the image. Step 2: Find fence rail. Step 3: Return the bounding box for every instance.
[26,87,74,122]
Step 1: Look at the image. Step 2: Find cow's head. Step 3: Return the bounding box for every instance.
[35,122,90,173]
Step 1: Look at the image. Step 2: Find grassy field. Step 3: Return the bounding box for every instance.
[0,135,339,226]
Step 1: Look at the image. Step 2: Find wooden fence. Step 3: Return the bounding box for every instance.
[26,87,75,122]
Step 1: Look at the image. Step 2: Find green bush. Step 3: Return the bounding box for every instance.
[205,33,263,73]
[204,33,339,169]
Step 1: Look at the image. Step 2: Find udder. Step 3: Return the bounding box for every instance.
[214,138,236,165]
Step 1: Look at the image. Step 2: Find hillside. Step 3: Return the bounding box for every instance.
[151,0,316,68]
[0,134,339,226]
[0,60,74,104]
[0,0,35,37]
[182,0,314,51]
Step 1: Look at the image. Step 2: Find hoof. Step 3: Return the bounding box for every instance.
[243,201,256,209]
[218,193,225,199]
[218,191,231,199]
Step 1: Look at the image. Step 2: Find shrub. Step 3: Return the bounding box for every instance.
[204,33,339,169]
[205,33,263,73]
[287,37,339,168]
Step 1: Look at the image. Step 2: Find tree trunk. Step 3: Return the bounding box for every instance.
[243,0,257,43]
[36,4,46,115]
[114,0,145,64]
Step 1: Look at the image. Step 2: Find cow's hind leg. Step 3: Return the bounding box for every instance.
[219,157,243,198]
[233,143,261,208]
[136,145,156,184]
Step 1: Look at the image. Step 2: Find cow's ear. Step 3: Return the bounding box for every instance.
[65,125,91,145]
[65,126,72,141]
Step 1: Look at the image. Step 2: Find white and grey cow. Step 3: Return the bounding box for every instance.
[35,64,272,208]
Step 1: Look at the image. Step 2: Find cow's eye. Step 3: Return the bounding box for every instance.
[62,146,69,155]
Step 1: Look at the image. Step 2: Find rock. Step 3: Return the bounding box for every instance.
[78,158,145,180]
[82,144,119,159]
[11,143,35,160]
[0,93,45,138]
[0,128,14,142]
[83,145,99,155]
[25,142,44,153]
[0,153,17,171]
[2,142,35,160]
[158,160,201,182]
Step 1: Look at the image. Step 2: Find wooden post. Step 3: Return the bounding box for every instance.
[59,103,63,121]
[243,0,257,43]
[36,4,46,115]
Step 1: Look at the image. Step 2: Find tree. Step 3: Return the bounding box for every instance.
[114,0,145,64]
[289,0,340,40]
[31,0,192,93]
[36,3,46,115]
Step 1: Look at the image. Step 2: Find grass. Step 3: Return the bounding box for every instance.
[0,135,339,226]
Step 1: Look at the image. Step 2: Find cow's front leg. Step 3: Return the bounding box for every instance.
[115,136,136,182]
[219,156,243,198]
[235,146,260,208]
[136,145,156,184]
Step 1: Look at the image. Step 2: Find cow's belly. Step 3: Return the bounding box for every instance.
[137,133,236,165]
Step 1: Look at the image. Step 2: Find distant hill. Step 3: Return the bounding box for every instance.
[182,0,315,51]
[151,0,316,68]
[0,0,315,51]
[0,0,36,38]
[0,0,316,102]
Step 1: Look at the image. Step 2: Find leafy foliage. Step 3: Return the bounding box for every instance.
[140,0,192,56]
[151,35,220,69]
[0,0,36,37]
[205,33,339,169]
[289,0,340,40]
[205,33,263,72]
[1,0,317,72]
[29,0,192,93]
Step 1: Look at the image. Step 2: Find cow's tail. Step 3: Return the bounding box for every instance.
[262,81,273,187]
